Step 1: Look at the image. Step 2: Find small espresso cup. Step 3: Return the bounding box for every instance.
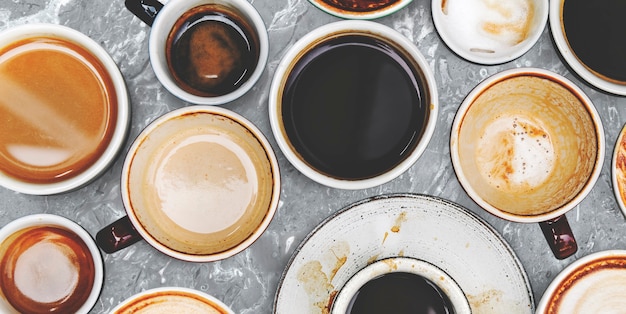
[0,23,130,195]
[269,20,438,190]
[111,287,234,314]
[331,257,470,313]
[96,106,280,262]
[450,68,605,260]
[537,250,626,313]
[124,0,268,105]
[0,214,103,314]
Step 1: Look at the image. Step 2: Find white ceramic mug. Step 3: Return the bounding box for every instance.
[0,214,103,314]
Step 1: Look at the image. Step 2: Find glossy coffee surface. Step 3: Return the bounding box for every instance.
[0,226,95,313]
[126,111,275,255]
[0,36,117,184]
[166,4,259,97]
[281,34,428,180]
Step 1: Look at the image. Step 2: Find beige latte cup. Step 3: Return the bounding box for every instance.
[111,287,233,314]
[537,250,626,313]
[96,106,280,262]
[0,214,103,314]
[450,68,604,260]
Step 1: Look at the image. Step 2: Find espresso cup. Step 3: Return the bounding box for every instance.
[269,20,438,190]
[331,257,470,313]
[111,287,233,314]
[96,106,280,262]
[550,0,626,95]
[125,0,269,105]
[0,214,103,314]
[307,0,412,20]
[432,0,548,65]
[537,250,626,313]
[450,68,605,259]
[0,23,130,195]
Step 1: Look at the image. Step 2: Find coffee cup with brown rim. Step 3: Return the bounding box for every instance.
[0,23,130,195]
[124,0,269,105]
[96,106,280,262]
[450,67,605,260]
[537,250,626,313]
[0,214,103,314]
[111,287,233,314]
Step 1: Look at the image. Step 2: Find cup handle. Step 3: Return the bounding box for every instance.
[124,0,164,26]
[96,216,143,254]
[539,215,577,260]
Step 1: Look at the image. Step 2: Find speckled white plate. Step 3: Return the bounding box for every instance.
[273,194,534,313]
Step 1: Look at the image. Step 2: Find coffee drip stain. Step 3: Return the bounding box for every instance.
[391,211,408,233]
[297,241,350,314]
[467,289,504,313]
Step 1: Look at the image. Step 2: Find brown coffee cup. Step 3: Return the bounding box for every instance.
[96,106,280,262]
[450,68,605,259]
[537,250,626,313]
[0,214,103,314]
[0,23,130,195]
[111,287,233,313]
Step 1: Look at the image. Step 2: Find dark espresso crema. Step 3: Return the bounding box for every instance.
[0,226,95,313]
[562,0,626,83]
[166,4,259,97]
[320,0,402,12]
[281,35,428,180]
[346,272,454,314]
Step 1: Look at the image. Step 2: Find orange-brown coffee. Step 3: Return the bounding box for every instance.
[0,36,117,184]
[0,226,96,313]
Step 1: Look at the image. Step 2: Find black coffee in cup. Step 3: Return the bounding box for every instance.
[346,272,454,314]
[562,0,626,83]
[281,34,429,180]
[166,4,259,97]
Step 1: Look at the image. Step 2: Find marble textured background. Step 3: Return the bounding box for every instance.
[1,0,626,313]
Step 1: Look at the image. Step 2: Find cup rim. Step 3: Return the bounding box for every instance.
[110,286,234,314]
[0,214,104,314]
[536,249,626,312]
[0,23,130,195]
[432,0,548,65]
[149,0,269,105]
[121,106,280,262]
[330,257,471,313]
[268,20,438,190]
[549,0,626,96]
[307,0,413,20]
[450,67,605,223]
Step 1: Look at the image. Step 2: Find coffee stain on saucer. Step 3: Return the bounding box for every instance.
[391,211,407,233]
[467,289,504,313]
[297,241,350,314]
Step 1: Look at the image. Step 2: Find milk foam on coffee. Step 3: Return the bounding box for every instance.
[441,0,534,52]
[114,292,226,314]
[476,114,555,192]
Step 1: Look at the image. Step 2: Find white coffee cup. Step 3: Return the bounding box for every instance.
[111,287,234,314]
[0,214,103,314]
[331,257,470,313]
[450,68,605,259]
[125,0,269,105]
[0,23,130,195]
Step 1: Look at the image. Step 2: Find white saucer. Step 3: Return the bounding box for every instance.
[273,194,534,313]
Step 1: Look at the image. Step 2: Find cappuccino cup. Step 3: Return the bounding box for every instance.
[0,214,103,314]
[450,68,604,259]
[331,257,470,314]
[0,23,129,195]
[124,0,269,105]
[111,287,233,314]
[537,250,626,313]
[96,106,280,262]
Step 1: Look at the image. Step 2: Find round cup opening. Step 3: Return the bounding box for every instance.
[269,20,438,190]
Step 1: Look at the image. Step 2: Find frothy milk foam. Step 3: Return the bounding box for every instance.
[476,113,555,192]
[442,0,533,52]
[115,293,225,314]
